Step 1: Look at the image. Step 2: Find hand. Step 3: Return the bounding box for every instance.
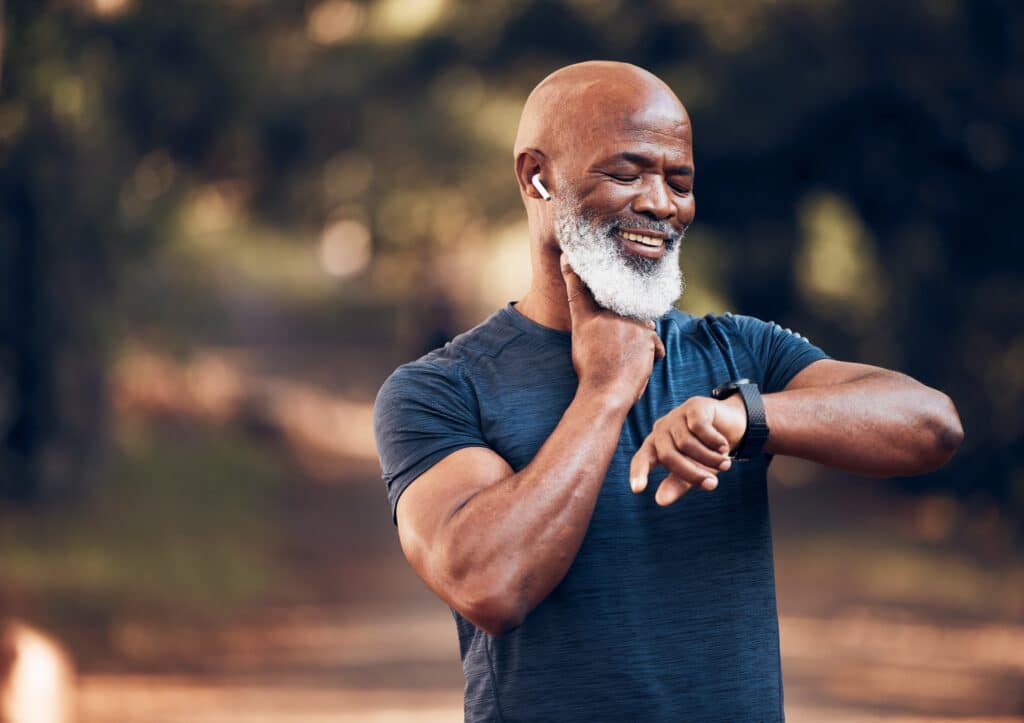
[629,395,747,505]
[560,255,666,406]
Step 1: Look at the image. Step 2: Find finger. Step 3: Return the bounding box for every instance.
[655,474,692,506]
[559,253,599,318]
[668,424,731,470]
[629,438,657,493]
[654,438,722,486]
[687,407,731,455]
[652,333,666,361]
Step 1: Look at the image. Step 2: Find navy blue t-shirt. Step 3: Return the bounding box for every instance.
[373,302,830,722]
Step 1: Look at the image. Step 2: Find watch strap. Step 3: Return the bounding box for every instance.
[733,383,769,460]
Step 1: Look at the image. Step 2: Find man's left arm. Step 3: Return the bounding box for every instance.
[630,358,964,506]
[754,358,963,476]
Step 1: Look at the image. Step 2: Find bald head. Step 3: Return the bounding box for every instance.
[514,61,690,166]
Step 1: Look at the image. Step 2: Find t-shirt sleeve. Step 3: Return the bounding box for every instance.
[726,313,831,394]
[372,359,489,525]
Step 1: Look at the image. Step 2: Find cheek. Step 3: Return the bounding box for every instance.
[677,194,696,223]
[579,183,635,214]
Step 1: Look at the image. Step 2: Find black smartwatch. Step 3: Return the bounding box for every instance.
[710,378,770,461]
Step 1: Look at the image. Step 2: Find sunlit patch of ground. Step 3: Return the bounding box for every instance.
[71,601,1024,721]
[79,677,462,723]
[74,607,1024,722]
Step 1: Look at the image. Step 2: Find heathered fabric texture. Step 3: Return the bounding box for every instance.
[373,302,830,722]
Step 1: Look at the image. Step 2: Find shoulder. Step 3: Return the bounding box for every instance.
[373,348,471,424]
[660,308,747,339]
[373,307,520,417]
[662,309,805,343]
[716,311,813,343]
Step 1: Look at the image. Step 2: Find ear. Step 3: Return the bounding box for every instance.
[515,149,550,201]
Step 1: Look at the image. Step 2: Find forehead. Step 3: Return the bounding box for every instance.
[569,87,693,167]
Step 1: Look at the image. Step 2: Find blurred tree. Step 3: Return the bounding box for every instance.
[0,1,256,501]
[0,0,1019,526]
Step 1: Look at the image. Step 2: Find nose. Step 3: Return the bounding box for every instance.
[631,175,676,221]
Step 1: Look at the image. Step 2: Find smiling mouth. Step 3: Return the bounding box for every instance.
[616,228,665,247]
[610,229,667,258]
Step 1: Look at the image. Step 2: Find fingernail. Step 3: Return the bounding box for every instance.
[719,459,731,471]
[630,476,642,493]
[702,477,718,491]
[719,445,729,454]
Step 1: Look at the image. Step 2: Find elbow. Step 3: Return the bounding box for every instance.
[458,588,526,636]
[437,552,526,636]
[475,613,525,637]
[932,393,964,456]
[939,403,965,456]
[918,393,964,471]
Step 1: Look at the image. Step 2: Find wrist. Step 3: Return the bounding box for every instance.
[721,394,748,451]
[575,382,634,416]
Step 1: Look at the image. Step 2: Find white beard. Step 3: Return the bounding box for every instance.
[554,202,685,322]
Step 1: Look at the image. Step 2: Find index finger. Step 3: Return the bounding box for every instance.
[629,437,657,493]
[560,253,599,317]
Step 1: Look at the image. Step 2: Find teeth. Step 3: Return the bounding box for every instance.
[620,231,663,247]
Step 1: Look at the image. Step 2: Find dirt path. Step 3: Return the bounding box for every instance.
[75,607,1024,722]
[68,468,1023,722]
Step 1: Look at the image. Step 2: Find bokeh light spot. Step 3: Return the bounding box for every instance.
[319,219,372,278]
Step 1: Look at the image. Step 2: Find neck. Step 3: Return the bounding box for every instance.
[515,245,572,331]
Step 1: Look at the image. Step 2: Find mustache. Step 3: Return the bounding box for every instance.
[562,200,687,249]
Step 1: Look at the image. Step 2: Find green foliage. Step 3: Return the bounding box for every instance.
[0,424,286,617]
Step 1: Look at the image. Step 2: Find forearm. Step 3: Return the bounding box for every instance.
[762,370,963,476]
[440,388,629,631]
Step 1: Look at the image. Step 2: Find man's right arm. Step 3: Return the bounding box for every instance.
[397,390,636,635]
[394,258,731,635]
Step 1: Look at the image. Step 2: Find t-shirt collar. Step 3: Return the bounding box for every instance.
[502,301,572,343]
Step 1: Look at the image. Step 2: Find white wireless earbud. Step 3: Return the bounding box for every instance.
[531,173,552,201]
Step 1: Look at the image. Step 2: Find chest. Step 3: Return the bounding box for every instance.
[476,345,741,471]
[473,341,769,552]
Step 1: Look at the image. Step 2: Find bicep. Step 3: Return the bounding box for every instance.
[395,446,513,598]
[783,358,887,391]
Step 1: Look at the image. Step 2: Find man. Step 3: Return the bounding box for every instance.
[372,61,963,722]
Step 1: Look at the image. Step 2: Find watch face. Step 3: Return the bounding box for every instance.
[712,378,751,399]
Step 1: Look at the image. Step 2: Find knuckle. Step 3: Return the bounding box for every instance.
[669,424,691,447]
[666,457,689,478]
[680,438,711,460]
[668,455,698,481]
[693,414,715,432]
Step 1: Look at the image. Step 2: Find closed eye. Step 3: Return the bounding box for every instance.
[608,173,640,183]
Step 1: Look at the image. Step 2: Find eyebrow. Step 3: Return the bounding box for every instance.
[599,152,693,176]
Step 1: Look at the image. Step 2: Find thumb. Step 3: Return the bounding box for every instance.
[560,253,598,318]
